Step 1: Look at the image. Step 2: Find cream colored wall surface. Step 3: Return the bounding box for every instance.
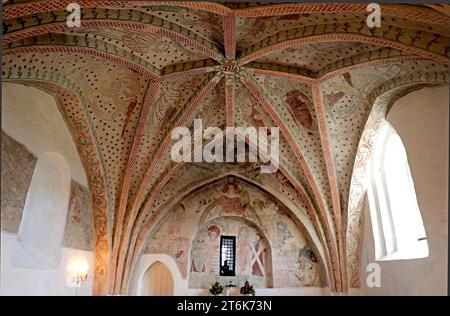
[2,82,87,186]
[360,85,449,295]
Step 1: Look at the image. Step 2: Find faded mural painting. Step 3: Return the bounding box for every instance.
[189,217,270,288]
[1,131,94,251]
[145,179,323,289]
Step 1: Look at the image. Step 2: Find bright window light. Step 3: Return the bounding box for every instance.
[368,121,428,260]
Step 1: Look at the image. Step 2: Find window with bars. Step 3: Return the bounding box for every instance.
[219,236,235,276]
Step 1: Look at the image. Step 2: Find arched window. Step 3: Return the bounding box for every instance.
[368,121,428,260]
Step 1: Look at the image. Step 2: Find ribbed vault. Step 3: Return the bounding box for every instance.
[2,1,449,295]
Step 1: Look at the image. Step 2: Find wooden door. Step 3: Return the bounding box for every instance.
[143,261,174,296]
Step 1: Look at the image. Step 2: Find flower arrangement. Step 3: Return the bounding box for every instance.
[209,282,224,296]
[240,281,255,296]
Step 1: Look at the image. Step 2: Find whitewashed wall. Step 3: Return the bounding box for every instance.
[1,231,94,296]
[1,83,94,296]
[360,85,448,295]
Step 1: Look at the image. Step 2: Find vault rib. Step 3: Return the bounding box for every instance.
[235,3,450,26]
[243,54,424,83]
[3,14,225,62]
[243,66,316,85]
[311,83,345,292]
[3,42,161,80]
[121,129,335,293]
[223,13,236,61]
[160,62,219,81]
[224,75,235,127]
[5,2,449,26]
[112,72,222,294]
[3,1,232,20]
[239,72,342,291]
[238,32,449,66]
[110,80,160,294]
[4,44,223,86]
[4,1,448,295]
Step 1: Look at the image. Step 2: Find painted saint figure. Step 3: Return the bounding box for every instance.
[285,90,314,135]
[214,183,246,215]
[296,246,319,286]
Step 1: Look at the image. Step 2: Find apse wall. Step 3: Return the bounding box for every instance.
[359,85,448,295]
[188,216,273,289]
[132,179,325,296]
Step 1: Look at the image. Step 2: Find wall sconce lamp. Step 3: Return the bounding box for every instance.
[72,261,88,287]
[67,258,89,295]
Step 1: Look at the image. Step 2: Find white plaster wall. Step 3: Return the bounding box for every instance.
[132,254,326,296]
[2,82,87,186]
[0,231,94,296]
[14,152,71,269]
[359,85,448,295]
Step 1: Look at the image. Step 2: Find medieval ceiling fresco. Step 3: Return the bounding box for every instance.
[2,1,449,295]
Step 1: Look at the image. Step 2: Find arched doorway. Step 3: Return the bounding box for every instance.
[143,261,174,296]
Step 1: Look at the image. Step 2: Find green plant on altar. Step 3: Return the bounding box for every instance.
[209,282,224,296]
[240,281,255,296]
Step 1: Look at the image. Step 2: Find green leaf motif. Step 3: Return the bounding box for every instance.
[89,158,99,170]
[91,175,100,188]
[95,197,106,208]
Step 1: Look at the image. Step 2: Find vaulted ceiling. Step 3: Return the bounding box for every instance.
[2,1,449,295]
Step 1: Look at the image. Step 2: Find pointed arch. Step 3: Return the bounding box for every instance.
[2,78,112,295]
[346,71,449,288]
[142,260,174,296]
[122,173,330,294]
